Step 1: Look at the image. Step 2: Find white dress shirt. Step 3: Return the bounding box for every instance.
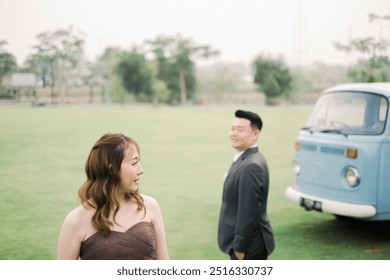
[233,144,258,162]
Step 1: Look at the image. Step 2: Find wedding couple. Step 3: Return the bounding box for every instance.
[57,110,274,260]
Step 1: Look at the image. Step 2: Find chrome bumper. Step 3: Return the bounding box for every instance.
[285,186,376,218]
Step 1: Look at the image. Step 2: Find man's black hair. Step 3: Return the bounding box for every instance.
[235,110,263,131]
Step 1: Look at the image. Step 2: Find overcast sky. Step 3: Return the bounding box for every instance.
[0,0,389,66]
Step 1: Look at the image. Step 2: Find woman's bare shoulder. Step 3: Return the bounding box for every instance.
[142,195,162,218]
[63,204,94,228]
[142,195,160,207]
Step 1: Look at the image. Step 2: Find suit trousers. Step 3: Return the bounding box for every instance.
[228,230,268,260]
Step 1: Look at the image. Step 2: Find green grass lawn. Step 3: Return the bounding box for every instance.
[0,103,389,260]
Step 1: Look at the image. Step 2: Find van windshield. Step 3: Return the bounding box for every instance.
[305,91,388,135]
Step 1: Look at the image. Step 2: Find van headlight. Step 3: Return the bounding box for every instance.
[344,167,361,187]
[292,160,301,175]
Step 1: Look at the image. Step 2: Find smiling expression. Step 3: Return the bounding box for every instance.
[230,117,259,151]
[118,144,144,195]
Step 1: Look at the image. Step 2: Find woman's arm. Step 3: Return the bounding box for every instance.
[57,207,84,260]
[145,196,169,260]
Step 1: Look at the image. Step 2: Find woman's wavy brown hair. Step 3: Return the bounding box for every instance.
[78,133,145,236]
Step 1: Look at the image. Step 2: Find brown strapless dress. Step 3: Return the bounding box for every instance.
[80,222,156,260]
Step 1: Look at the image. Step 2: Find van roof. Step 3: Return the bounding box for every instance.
[324,83,390,97]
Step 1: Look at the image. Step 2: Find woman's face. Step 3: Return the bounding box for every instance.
[118,144,144,195]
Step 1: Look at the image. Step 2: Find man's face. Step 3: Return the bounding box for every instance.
[229,117,259,151]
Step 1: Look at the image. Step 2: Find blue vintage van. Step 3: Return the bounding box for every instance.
[285,82,390,221]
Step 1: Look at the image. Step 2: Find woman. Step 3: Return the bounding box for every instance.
[58,133,169,260]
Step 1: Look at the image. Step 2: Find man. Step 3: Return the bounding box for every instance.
[218,110,275,260]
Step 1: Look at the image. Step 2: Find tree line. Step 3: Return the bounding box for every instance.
[0,13,389,105]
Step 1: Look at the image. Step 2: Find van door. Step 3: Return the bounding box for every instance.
[378,139,390,219]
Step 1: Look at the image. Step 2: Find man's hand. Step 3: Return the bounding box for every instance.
[234,251,245,260]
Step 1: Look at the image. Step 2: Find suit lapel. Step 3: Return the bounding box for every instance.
[225,147,258,181]
[240,146,258,161]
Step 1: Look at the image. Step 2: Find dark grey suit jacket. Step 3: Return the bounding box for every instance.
[218,147,275,257]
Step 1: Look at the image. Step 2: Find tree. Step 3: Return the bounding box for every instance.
[146,35,181,103]
[113,48,154,102]
[90,47,121,103]
[252,55,292,105]
[146,34,219,104]
[262,73,280,100]
[151,79,170,104]
[334,13,390,82]
[0,41,17,86]
[28,26,85,102]
[174,35,219,103]
[22,53,51,87]
[335,37,389,82]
